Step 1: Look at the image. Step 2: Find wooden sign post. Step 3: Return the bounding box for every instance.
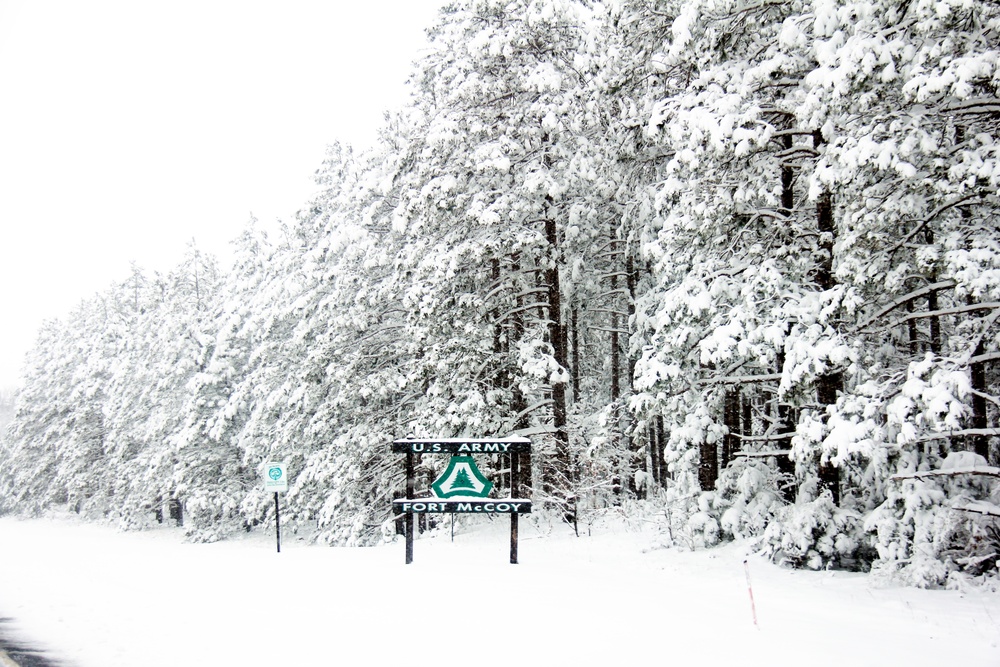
[392,437,532,564]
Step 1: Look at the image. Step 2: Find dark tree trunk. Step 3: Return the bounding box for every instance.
[816,371,843,504]
[742,395,752,439]
[814,129,841,505]
[543,211,572,514]
[722,388,740,468]
[906,298,919,354]
[649,421,661,488]
[925,229,942,354]
[775,128,798,501]
[509,253,532,491]
[780,133,795,216]
[571,306,580,403]
[775,346,796,502]
[656,415,669,486]
[968,296,989,460]
[970,350,988,459]
[168,498,183,526]
[699,441,718,491]
[492,259,503,356]
[609,219,622,406]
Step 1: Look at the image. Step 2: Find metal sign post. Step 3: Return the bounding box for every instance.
[264,462,288,553]
[274,491,281,553]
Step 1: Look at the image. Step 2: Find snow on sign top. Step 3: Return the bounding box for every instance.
[391,437,531,454]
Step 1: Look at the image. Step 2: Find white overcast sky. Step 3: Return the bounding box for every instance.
[0,0,447,389]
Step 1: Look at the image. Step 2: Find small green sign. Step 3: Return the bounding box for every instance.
[431,456,493,498]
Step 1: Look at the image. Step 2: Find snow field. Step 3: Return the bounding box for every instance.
[0,516,997,666]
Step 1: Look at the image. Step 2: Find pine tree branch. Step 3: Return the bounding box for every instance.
[854,280,957,331]
[698,373,783,386]
[491,301,551,323]
[860,301,1000,334]
[968,351,1000,365]
[888,193,993,257]
[950,502,1000,518]
[940,97,1000,117]
[732,432,795,442]
[905,428,1000,445]
[892,465,1000,481]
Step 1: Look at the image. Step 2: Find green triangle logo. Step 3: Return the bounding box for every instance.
[431,456,493,499]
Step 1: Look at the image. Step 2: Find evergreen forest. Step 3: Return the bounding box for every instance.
[3,0,1000,588]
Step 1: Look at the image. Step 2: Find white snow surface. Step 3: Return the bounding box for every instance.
[1,515,998,666]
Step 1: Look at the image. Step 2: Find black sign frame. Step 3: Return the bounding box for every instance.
[392,437,532,564]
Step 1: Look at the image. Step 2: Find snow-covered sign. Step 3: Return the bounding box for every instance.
[392,437,531,454]
[393,499,531,513]
[394,437,533,563]
[264,462,288,493]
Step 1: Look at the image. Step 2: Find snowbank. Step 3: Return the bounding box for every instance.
[0,516,997,666]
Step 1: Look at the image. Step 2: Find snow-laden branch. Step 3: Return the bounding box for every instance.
[863,301,1000,334]
[905,428,1000,445]
[745,208,794,221]
[960,309,1000,365]
[506,399,554,428]
[892,464,1000,481]
[854,280,956,332]
[491,301,550,323]
[484,285,548,305]
[589,308,630,318]
[776,145,819,165]
[732,432,795,442]
[968,351,1000,365]
[940,97,1000,117]
[511,424,558,437]
[594,288,631,300]
[708,0,789,21]
[889,193,995,257]
[951,502,1000,518]
[771,128,818,139]
[596,271,632,281]
[698,372,783,386]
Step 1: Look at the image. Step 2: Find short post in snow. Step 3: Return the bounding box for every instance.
[264,462,289,553]
[743,558,759,628]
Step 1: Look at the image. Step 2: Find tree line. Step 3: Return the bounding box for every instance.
[2,0,998,586]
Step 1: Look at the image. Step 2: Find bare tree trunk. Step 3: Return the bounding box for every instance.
[649,420,661,488]
[906,298,919,354]
[780,132,795,216]
[775,126,798,501]
[775,342,796,501]
[924,229,943,355]
[571,306,580,403]
[656,415,669,485]
[968,295,989,460]
[543,210,572,516]
[814,128,841,504]
[722,388,740,468]
[609,220,621,406]
[510,253,532,491]
[698,441,718,491]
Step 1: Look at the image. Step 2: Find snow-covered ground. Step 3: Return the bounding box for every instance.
[0,515,997,666]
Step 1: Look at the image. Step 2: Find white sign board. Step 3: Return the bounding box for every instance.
[264,462,288,493]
